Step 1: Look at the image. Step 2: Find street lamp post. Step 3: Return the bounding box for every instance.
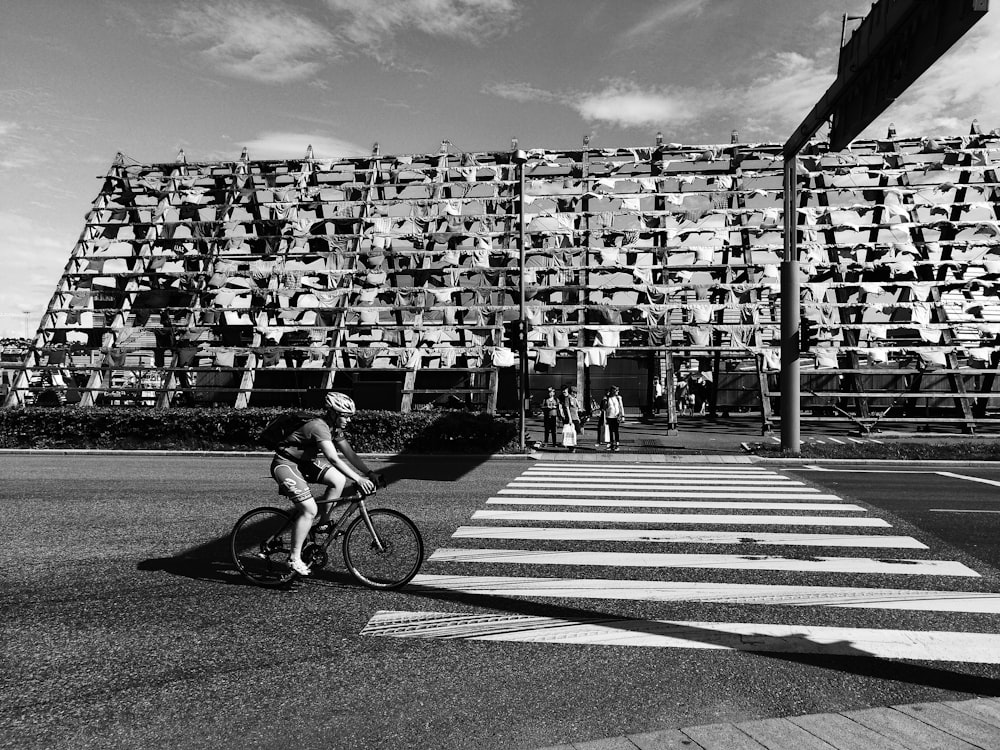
[513,146,529,451]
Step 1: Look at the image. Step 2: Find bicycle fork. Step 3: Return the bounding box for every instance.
[357,502,387,552]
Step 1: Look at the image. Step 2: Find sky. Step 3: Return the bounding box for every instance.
[2,0,999,338]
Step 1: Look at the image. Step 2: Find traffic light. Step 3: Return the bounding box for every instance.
[800,317,818,352]
[503,319,525,349]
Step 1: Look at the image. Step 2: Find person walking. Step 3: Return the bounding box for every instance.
[603,385,626,451]
[653,377,664,415]
[541,386,560,447]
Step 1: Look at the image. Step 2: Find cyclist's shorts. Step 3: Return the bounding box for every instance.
[270,457,334,504]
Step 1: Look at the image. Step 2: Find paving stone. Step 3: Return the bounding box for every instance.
[789,712,911,750]
[842,706,980,750]
[680,723,768,750]
[894,703,1000,749]
[735,717,840,750]
[942,698,1000,730]
[628,728,706,750]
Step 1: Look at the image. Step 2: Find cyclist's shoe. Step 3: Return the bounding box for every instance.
[313,522,333,534]
[288,558,311,576]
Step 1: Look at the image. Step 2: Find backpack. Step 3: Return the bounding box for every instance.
[258,411,315,450]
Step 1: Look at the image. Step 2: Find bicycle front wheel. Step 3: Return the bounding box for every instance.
[342,508,424,589]
[230,506,297,587]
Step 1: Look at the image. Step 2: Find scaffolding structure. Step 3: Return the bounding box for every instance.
[5,130,1000,431]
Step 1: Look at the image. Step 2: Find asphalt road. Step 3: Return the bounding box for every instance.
[2,454,1000,750]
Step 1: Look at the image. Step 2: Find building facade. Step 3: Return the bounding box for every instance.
[5,130,1000,431]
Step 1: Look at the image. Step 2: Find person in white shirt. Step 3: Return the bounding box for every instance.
[602,385,625,451]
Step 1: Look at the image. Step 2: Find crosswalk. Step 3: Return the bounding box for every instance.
[361,463,1000,663]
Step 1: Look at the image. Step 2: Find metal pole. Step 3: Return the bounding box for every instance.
[517,150,528,452]
[780,153,800,453]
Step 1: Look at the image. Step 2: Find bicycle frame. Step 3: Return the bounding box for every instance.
[308,491,387,554]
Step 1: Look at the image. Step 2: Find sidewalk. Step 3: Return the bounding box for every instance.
[535,697,1000,749]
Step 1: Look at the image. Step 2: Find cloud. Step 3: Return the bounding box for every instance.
[859,10,1000,139]
[0,210,71,330]
[324,0,519,58]
[572,83,710,128]
[483,81,559,104]
[486,79,711,129]
[618,0,713,41]
[240,132,370,159]
[165,1,337,84]
[736,51,835,139]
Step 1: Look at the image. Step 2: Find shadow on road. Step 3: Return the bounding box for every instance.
[400,585,1000,697]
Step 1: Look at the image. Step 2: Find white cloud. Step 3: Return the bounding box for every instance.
[165,1,337,84]
[324,0,519,57]
[483,81,558,104]
[736,51,835,139]
[859,10,1000,139]
[240,132,370,159]
[619,0,713,42]
[0,210,71,332]
[572,83,709,128]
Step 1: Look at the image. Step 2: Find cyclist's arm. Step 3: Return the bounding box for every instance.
[333,435,377,480]
[317,439,376,493]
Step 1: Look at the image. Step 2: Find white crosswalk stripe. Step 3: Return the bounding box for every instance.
[451,526,928,548]
[362,462,997,663]
[427,548,979,576]
[472,510,889,526]
[488,497,865,511]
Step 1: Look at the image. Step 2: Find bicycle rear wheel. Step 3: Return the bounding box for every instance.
[230,506,297,587]
[342,508,424,589]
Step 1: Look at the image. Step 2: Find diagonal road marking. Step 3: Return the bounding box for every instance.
[362,611,1000,664]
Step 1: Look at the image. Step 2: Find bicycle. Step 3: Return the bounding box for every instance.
[230,476,424,589]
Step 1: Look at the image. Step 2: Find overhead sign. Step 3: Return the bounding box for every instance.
[785,0,989,156]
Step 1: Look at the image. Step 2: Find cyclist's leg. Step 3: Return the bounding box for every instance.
[311,462,348,527]
[272,461,317,572]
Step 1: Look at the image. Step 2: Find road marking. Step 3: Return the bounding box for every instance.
[452,526,926,549]
[472,510,891,527]
[489,497,865,511]
[532,463,774,472]
[428,548,979,576]
[406,574,1000,613]
[828,437,846,444]
[848,438,865,444]
[511,482,796,489]
[524,470,786,480]
[935,471,1000,488]
[499,488,841,500]
[929,509,1000,514]
[512,481,811,490]
[361,611,1000,663]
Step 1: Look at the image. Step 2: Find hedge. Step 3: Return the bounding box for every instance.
[0,407,522,454]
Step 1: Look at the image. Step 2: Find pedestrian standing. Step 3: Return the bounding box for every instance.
[603,385,625,451]
[541,387,560,447]
[653,377,664,415]
[596,387,611,448]
[559,385,581,452]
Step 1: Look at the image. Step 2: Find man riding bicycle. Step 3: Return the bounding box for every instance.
[270,391,377,576]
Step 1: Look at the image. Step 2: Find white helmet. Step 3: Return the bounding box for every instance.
[325,391,356,415]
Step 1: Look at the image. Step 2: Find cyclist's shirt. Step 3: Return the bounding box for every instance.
[275,418,335,464]
[271,417,341,501]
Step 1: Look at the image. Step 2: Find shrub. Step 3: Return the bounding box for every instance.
[0,407,522,454]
